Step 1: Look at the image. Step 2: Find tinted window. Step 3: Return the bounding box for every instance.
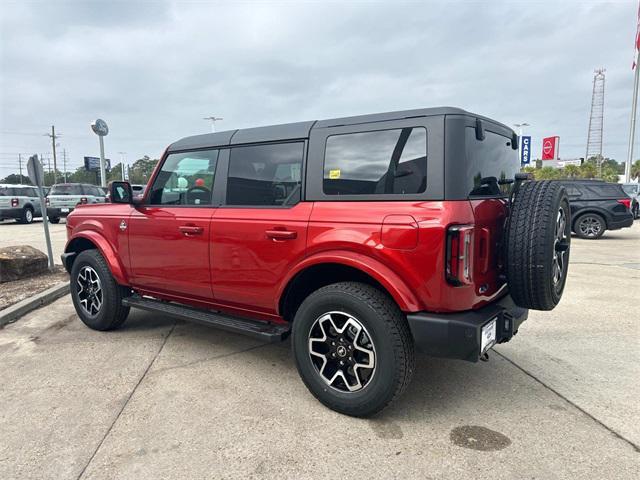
[323,127,427,196]
[465,128,519,197]
[25,187,37,196]
[584,183,626,199]
[149,149,218,205]
[563,185,582,197]
[226,142,304,206]
[0,187,15,196]
[51,184,83,195]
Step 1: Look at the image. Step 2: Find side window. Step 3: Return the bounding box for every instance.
[564,185,581,197]
[226,142,304,206]
[323,127,427,195]
[149,149,218,205]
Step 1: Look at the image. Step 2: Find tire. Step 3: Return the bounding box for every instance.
[633,204,639,220]
[49,217,60,224]
[574,212,606,240]
[70,249,130,331]
[506,180,571,311]
[19,207,34,224]
[291,281,414,417]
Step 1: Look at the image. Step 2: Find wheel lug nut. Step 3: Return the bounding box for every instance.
[339,361,344,366]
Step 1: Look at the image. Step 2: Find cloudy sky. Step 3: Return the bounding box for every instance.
[0,0,636,179]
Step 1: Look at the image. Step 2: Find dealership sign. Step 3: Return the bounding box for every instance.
[520,136,531,165]
[542,136,560,160]
[84,156,111,172]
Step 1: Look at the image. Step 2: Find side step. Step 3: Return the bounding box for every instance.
[122,295,290,343]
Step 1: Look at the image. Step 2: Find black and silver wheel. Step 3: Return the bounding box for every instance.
[575,213,605,239]
[19,207,34,224]
[506,180,571,311]
[70,249,130,331]
[292,281,414,417]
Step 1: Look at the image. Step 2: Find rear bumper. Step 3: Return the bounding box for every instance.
[0,207,21,220]
[607,214,633,230]
[406,295,528,362]
[47,207,72,218]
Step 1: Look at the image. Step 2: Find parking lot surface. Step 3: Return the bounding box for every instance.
[0,218,67,265]
[0,223,638,479]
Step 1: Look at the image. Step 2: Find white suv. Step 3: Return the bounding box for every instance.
[0,184,43,224]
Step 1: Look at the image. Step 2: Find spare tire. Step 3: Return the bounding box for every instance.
[505,180,571,311]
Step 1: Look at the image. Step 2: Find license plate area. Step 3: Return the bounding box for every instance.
[481,317,497,354]
[61,208,69,213]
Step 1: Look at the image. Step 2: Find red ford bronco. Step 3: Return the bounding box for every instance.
[63,108,571,416]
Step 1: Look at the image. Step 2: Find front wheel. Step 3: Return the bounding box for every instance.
[49,216,60,224]
[575,213,606,239]
[292,282,414,417]
[70,249,130,331]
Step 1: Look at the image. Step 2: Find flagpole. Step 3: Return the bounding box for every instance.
[626,51,640,183]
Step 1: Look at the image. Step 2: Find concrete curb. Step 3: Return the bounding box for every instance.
[0,282,70,327]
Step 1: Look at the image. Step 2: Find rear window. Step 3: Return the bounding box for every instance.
[323,127,427,195]
[0,187,15,196]
[51,184,83,195]
[581,183,627,199]
[465,128,519,197]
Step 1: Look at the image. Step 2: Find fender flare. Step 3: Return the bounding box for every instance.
[65,231,129,285]
[277,251,423,313]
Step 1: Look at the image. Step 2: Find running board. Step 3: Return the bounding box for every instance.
[122,295,289,343]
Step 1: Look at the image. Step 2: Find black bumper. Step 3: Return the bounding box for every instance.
[0,208,22,220]
[407,295,528,362]
[607,214,633,230]
[47,207,72,218]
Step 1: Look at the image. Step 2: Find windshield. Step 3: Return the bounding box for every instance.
[51,184,83,195]
[465,127,519,197]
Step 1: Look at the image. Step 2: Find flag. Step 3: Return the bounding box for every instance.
[634,1,640,69]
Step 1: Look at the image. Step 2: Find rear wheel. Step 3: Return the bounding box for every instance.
[506,180,571,311]
[292,282,414,417]
[49,216,60,224]
[574,212,605,239]
[70,249,130,331]
[19,207,34,224]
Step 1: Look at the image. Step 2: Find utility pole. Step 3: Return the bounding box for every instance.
[18,154,23,184]
[62,149,68,182]
[118,152,126,180]
[44,126,61,184]
[203,116,223,133]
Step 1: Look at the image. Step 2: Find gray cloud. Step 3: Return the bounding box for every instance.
[0,0,636,178]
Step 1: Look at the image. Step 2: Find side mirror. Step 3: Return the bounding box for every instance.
[109,181,133,204]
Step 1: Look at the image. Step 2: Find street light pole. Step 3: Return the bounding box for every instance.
[203,116,223,133]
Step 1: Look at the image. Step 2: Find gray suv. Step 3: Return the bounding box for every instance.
[0,184,43,224]
[47,183,106,223]
[621,183,639,219]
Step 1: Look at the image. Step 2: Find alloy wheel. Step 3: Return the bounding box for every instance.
[308,311,376,393]
[552,207,570,289]
[578,215,602,238]
[77,266,103,316]
[25,209,33,223]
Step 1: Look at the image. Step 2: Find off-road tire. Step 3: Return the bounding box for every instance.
[506,180,571,311]
[70,249,130,331]
[19,206,34,224]
[574,212,606,240]
[291,281,415,417]
[49,216,60,224]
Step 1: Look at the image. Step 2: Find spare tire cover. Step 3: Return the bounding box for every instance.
[505,180,571,311]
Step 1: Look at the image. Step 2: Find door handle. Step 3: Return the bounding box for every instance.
[265,229,297,241]
[179,225,204,236]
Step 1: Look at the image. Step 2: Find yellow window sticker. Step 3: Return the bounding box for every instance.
[329,169,341,179]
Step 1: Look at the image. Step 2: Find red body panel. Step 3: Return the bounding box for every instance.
[66,199,507,320]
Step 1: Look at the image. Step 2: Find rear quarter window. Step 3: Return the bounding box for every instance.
[323,127,427,195]
[465,128,519,197]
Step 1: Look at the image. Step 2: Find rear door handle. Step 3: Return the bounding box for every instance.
[265,229,297,240]
[179,225,204,236]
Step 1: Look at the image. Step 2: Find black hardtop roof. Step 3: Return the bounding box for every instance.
[168,107,512,152]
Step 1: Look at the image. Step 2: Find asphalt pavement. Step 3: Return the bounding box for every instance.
[0,221,638,479]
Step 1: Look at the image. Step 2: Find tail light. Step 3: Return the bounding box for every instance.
[446,225,474,285]
[45,197,50,206]
[617,198,631,210]
[80,197,88,204]
[11,198,18,207]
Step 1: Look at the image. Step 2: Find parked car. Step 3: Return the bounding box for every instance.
[621,182,639,219]
[0,184,43,224]
[62,107,571,416]
[557,180,634,239]
[46,183,106,223]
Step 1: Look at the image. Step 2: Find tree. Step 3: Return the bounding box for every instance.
[631,160,640,180]
[0,173,30,184]
[536,166,561,180]
[601,165,619,183]
[563,164,580,178]
[579,162,597,179]
[129,156,158,184]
